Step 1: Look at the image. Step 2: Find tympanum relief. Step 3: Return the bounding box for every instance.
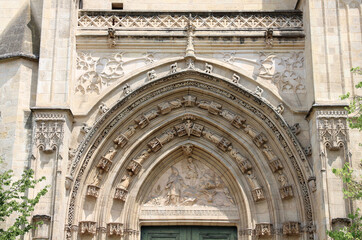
[144,157,235,207]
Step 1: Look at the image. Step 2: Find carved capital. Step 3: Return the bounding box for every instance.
[79,221,97,235]
[255,223,272,236]
[280,185,294,199]
[283,222,301,235]
[86,185,100,198]
[34,113,65,152]
[114,187,128,201]
[107,222,123,236]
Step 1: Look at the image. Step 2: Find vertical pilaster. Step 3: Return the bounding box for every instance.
[30,108,73,240]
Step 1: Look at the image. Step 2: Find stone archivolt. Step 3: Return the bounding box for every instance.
[66,73,314,240]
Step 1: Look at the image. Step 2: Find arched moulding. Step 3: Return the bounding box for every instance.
[66,70,315,240]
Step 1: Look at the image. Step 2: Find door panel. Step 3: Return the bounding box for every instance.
[141,226,237,240]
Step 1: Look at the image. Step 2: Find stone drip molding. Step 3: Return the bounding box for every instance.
[66,71,314,239]
[78,11,303,31]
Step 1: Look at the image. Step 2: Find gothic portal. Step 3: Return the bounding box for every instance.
[0,0,361,240]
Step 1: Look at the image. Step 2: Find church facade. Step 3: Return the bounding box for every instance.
[0,0,361,239]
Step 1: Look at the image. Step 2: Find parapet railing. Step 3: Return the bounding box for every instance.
[78,10,303,31]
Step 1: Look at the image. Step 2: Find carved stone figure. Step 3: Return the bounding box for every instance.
[255,86,264,96]
[291,123,301,135]
[127,160,142,175]
[113,125,137,148]
[91,168,104,186]
[81,123,91,134]
[204,63,213,73]
[197,101,222,115]
[182,144,194,156]
[170,62,178,74]
[158,129,177,145]
[133,149,151,165]
[114,188,128,201]
[252,187,265,202]
[232,73,240,83]
[246,171,261,189]
[229,148,252,173]
[308,176,317,192]
[280,185,294,199]
[304,145,312,156]
[220,110,246,128]
[134,110,159,128]
[262,145,278,161]
[244,125,267,147]
[165,167,187,205]
[157,99,182,114]
[147,69,157,81]
[185,157,199,186]
[148,138,162,152]
[97,156,113,172]
[99,102,109,114]
[123,83,132,95]
[277,172,289,187]
[269,159,284,172]
[104,147,117,160]
[119,171,133,190]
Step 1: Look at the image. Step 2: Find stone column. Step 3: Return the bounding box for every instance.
[30,108,73,240]
[308,109,350,239]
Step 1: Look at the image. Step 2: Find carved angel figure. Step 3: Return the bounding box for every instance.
[165,167,187,205]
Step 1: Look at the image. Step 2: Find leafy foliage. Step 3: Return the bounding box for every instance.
[327,68,362,239]
[0,166,49,240]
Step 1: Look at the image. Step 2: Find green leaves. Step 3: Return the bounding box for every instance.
[0,168,49,240]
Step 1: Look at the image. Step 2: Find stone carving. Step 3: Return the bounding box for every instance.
[96,147,117,172]
[255,86,264,97]
[276,103,285,114]
[107,223,123,236]
[182,144,194,156]
[283,222,300,235]
[114,125,137,148]
[255,52,306,93]
[255,223,272,236]
[244,125,267,147]
[79,221,97,235]
[174,119,204,137]
[198,101,222,115]
[318,118,348,150]
[86,184,100,198]
[91,168,104,187]
[204,63,213,74]
[229,148,252,173]
[186,58,196,69]
[185,20,196,58]
[280,185,294,199]
[67,78,314,240]
[108,27,116,47]
[147,69,157,81]
[170,62,178,74]
[232,73,240,83]
[65,175,73,190]
[220,110,246,128]
[123,83,132,95]
[75,52,154,95]
[134,110,159,128]
[34,114,65,152]
[202,129,232,152]
[127,149,150,175]
[157,99,182,114]
[81,123,91,134]
[291,123,301,135]
[114,187,128,201]
[265,28,273,48]
[114,171,133,201]
[99,102,109,114]
[304,145,312,156]
[308,176,317,192]
[252,187,265,202]
[145,158,235,207]
[78,12,303,30]
[182,95,197,106]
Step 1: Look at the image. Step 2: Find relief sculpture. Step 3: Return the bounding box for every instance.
[144,157,235,207]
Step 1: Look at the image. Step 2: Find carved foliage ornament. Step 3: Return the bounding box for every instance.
[34,113,65,152]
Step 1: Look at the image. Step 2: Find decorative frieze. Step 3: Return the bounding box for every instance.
[255,223,272,236]
[79,221,97,235]
[78,11,303,30]
[34,113,65,152]
[283,222,301,236]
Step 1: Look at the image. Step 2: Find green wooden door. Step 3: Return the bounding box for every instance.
[141,226,237,240]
